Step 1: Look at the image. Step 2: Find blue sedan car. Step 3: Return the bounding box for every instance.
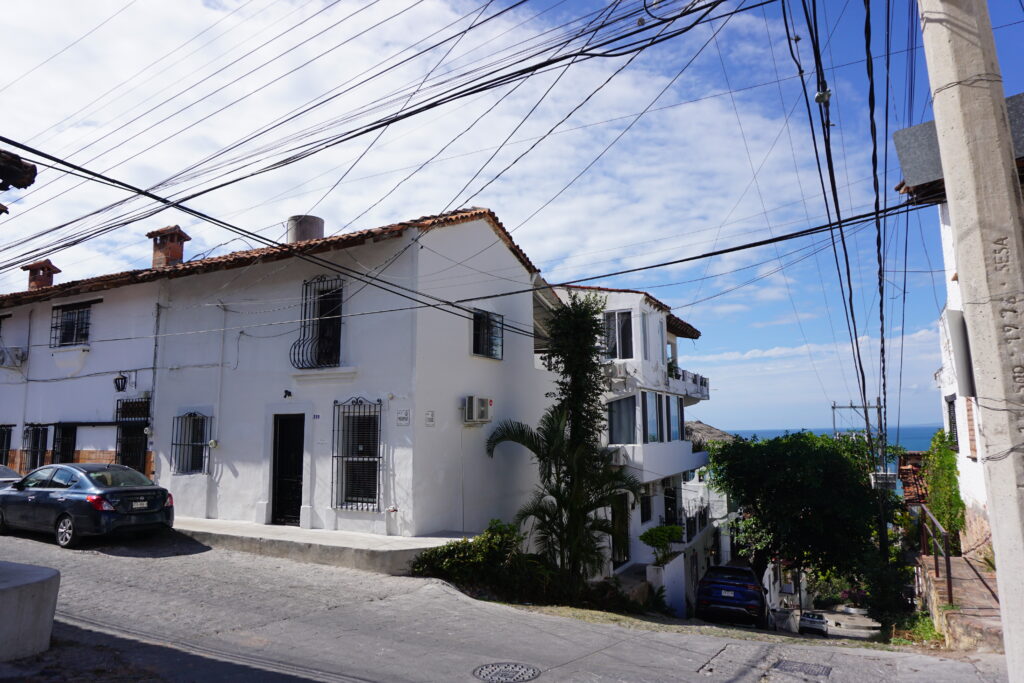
[0,463,173,548]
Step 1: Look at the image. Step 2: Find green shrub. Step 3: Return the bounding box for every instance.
[922,431,966,553]
[410,519,564,602]
[639,525,683,566]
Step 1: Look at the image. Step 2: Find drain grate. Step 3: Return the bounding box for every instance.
[473,662,542,682]
[772,660,832,677]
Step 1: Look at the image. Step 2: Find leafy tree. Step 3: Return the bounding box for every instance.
[707,431,883,578]
[922,430,965,553]
[540,292,607,451]
[487,293,640,596]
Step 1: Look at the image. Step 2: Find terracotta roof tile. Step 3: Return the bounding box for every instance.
[1,208,535,308]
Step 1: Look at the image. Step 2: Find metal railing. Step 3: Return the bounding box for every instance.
[918,503,954,604]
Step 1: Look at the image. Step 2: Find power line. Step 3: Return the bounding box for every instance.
[0,0,140,95]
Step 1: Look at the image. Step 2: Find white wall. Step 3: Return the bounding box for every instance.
[149,218,551,536]
[411,219,551,536]
[0,282,160,463]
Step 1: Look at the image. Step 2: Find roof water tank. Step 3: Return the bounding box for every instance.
[287,215,325,243]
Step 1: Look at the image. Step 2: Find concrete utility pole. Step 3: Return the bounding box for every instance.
[918,0,1024,674]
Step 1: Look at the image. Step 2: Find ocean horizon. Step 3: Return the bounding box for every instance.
[727,424,942,452]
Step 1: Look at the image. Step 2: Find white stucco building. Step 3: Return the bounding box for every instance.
[553,286,719,613]
[0,209,716,570]
[0,209,552,537]
[934,203,991,556]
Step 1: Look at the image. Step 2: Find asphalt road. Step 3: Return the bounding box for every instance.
[0,530,1008,682]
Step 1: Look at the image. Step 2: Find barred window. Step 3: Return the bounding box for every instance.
[290,276,343,369]
[640,493,652,524]
[172,413,212,474]
[946,396,959,452]
[472,310,503,360]
[23,425,48,470]
[333,398,381,510]
[50,301,95,347]
[53,424,77,464]
[0,425,12,466]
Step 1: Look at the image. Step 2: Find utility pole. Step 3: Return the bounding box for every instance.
[831,399,890,564]
[918,0,1024,674]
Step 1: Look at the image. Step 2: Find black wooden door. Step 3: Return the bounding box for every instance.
[272,414,304,526]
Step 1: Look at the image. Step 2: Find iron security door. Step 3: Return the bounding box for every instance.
[272,414,304,526]
[117,424,148,472]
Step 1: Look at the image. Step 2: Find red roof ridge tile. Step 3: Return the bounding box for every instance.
[0,208,535,308]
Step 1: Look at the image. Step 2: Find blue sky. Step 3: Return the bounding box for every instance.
[1,1,1022,430]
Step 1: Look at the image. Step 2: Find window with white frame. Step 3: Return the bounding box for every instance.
[658,319,666,363]
[171,413,212,474]
[607,396,636,444]
[604,311,633,359]
[472,310,503,359]
[642,391,662,443]
[641,311,649,360]
[333,398,382,510]
[668,397,680,441]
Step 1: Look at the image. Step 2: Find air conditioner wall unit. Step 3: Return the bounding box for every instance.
[0,346,26,368]
[464,395,493,423]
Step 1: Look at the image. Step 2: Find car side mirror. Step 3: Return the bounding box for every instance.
[12,481,25,490]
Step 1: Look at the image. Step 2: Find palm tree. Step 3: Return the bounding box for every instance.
[487,406,641,595]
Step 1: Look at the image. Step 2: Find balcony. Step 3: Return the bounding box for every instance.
[667,367,710,400]
[613,440,709,483]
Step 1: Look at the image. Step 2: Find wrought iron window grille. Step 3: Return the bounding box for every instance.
[472,309,503,360]
[0,425,13,467]
[116,398,150,471]
[171,413,212,474]
[22,425,48,470]
[332,397,382,511]
[50,301,94,347]
[290,276,343,369]
[53,424,77,464]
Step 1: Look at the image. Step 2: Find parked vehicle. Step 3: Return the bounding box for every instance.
[0,463,173,548]
[798,611,829,637]
[0,465,20,489]
[695,565,768,628]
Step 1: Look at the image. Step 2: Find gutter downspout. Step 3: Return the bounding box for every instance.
[149,301,162,479]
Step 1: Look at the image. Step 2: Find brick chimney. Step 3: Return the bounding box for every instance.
[145,225,191,268]
[21,259,60,290]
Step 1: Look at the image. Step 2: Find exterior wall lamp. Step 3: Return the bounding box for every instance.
[113,373,128,392]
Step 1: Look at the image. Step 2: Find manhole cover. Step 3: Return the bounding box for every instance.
[773,660,832,677]
[473,662,542,682]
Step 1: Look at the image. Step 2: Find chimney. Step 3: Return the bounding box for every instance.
[21,259,61,291]
[145,225,191,268]
[286,215,324,243]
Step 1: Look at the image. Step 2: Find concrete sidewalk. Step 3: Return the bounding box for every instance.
[174,517,463,575]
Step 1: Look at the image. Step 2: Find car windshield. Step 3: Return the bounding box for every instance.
[87,469,153,488]
[704,568,756,583]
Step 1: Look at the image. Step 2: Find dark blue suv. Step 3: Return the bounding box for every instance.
[0,463,173,548]
[695,565,768,627]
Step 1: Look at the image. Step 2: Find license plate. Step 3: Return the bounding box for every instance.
[720,590,734,597]
[131,501,148,510]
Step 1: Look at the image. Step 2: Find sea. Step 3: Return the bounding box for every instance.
[730,424,941,452]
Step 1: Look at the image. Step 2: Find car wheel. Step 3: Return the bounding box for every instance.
[55,515,79,548]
